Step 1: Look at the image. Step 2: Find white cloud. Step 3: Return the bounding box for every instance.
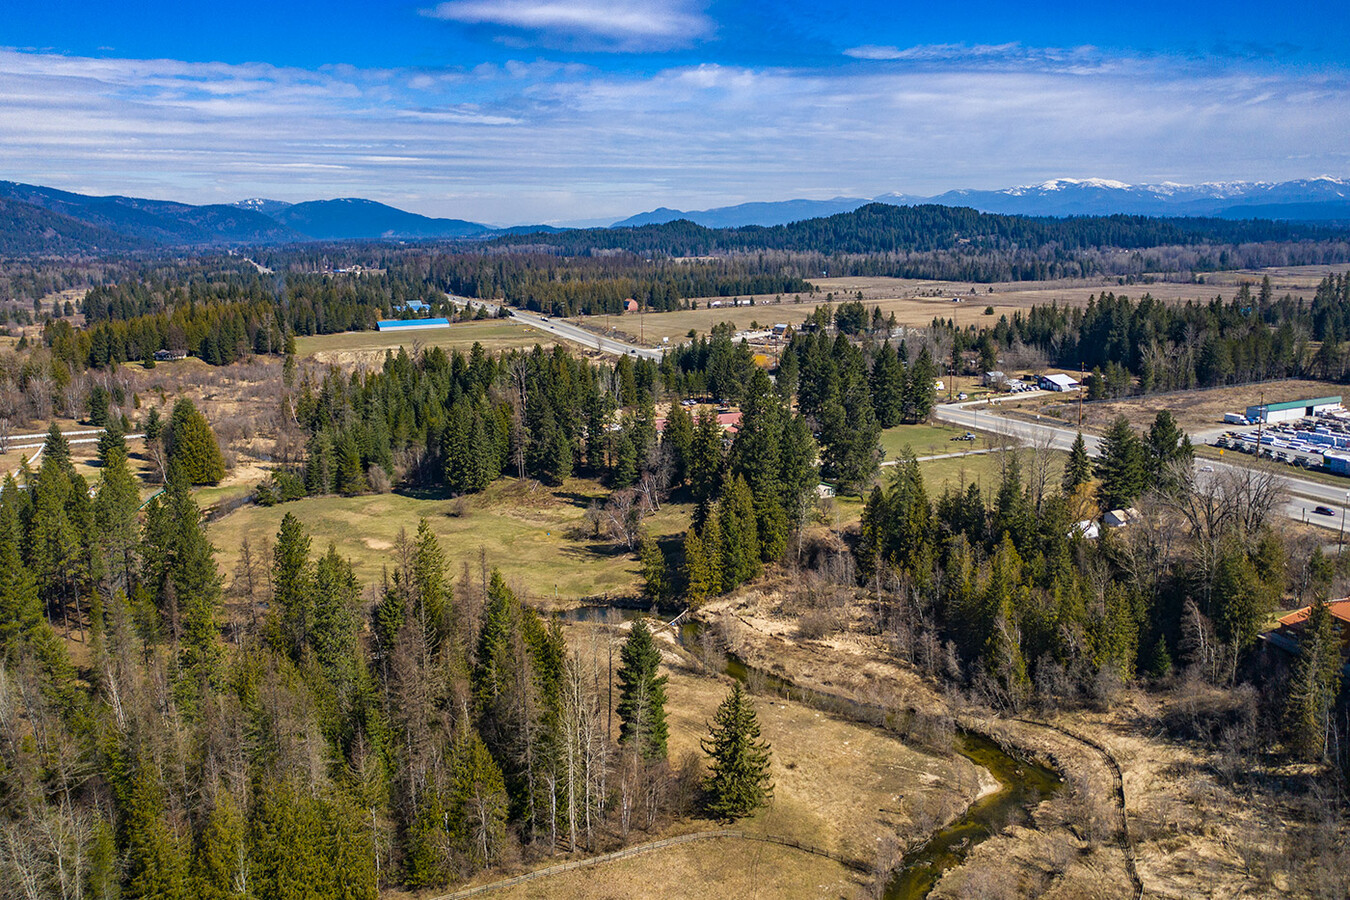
[844,45,904,60]
[0,47,1346,223]
[421,0,713,50]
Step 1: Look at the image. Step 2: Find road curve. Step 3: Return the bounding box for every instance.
[933,400,1350,532]
[446,295,664,361]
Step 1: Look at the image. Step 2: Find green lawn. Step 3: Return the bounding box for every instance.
[296,319,558,361]
[879,422,988,461]
[208,477,693,603]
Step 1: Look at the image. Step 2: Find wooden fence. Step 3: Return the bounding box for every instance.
[429,829,869,900]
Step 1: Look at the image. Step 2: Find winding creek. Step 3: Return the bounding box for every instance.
[554,606,1063,898]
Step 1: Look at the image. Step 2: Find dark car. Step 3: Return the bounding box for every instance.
[1314,505,1335,516]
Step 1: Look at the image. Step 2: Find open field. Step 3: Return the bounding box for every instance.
[659,660,981,861]
[617,263,1350,346]
[486,617,988,900]
[208,477,694,602]
[481,837,865,900]
[297,319,562,367]
[989,378,1348,436]
[880,422,990,461]
[921,447,1059,499]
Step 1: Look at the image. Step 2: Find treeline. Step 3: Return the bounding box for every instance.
[492,203,1350,257]
[421,252,810,316]
[785,325,938,491]
[856,411,1345,772]
[0,426,745,898]
[957,273,1350,395]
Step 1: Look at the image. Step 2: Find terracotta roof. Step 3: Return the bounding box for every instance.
[1278,598,1350,628]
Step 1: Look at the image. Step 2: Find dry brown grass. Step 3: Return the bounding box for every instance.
[990,378,1348,435]
[297,320,563,367]
[480,838,866,900]
[626,263,1350,345]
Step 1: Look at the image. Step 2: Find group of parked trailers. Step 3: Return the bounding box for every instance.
[1211,413,1350,472]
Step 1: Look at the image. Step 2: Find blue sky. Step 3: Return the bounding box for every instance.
[2,0,1348,223]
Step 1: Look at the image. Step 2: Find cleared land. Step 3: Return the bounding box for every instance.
[475,618,986,900]
[208,477,693,602]
[987,378,1348,435]
[297,319,562,367]
[660,659,981,862]
[481,838,864,900]
[610,263,1350,347]
[881,422,991,461]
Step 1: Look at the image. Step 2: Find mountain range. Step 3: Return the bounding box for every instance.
[617,177,1350,228]
[0,176,1347,256]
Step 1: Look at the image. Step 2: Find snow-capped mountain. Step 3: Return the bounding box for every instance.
[231,198,295,217]
[888,177,1350,218]
[615,178,1350,229]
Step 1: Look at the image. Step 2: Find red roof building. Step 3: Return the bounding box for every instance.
[1265,598,1350,669]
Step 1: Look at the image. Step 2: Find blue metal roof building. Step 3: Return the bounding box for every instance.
[376,317,450,331]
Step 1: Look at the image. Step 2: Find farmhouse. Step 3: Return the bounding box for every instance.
[376,317,450,332]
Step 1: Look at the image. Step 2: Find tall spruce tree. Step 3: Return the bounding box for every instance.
[269,512,314,663]
[1095,416,1147,510]
[615,618,669,760]
[1062,432,1092,494]
[166,399,226,485]
[701,681,773,820]
[1284,597,1344,761]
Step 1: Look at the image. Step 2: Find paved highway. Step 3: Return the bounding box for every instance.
[446,295,664,361]
[934,399,1350,533]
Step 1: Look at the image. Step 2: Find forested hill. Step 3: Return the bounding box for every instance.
[495,202,1350,256]
[0,196,147,255]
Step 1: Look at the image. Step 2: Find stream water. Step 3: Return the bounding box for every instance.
[552,606,1063,898]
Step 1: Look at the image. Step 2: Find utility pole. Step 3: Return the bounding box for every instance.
[1078,360,1084,427]
[1255,390,1265,464]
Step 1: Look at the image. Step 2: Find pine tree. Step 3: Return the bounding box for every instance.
[718,475,760,592]
[1146,410,1193,494]
[311,544,360,690]
[689,407,725,511]
[639,531,668,603]
[662,400,694,486]
[1285,597,1344,761]
[615,618,669,760]
[1095,416,1146,510]
[269,512,314,663]
[448,729,509,866]
[701,682,773,820]
[869,341,905,428]
[904,347,939,423]
[683,529,714,606]
[166,399,226,485]
[141,463,222,690]
[1062,432,1092,494]
[192,789,249,900]
[121,758,188,900]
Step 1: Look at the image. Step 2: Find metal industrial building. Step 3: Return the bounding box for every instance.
[376,317,450,332]
[1244,396,1342,424]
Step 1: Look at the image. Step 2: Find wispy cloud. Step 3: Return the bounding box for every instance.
[0,47,1346,224]
[421,0,714,51]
